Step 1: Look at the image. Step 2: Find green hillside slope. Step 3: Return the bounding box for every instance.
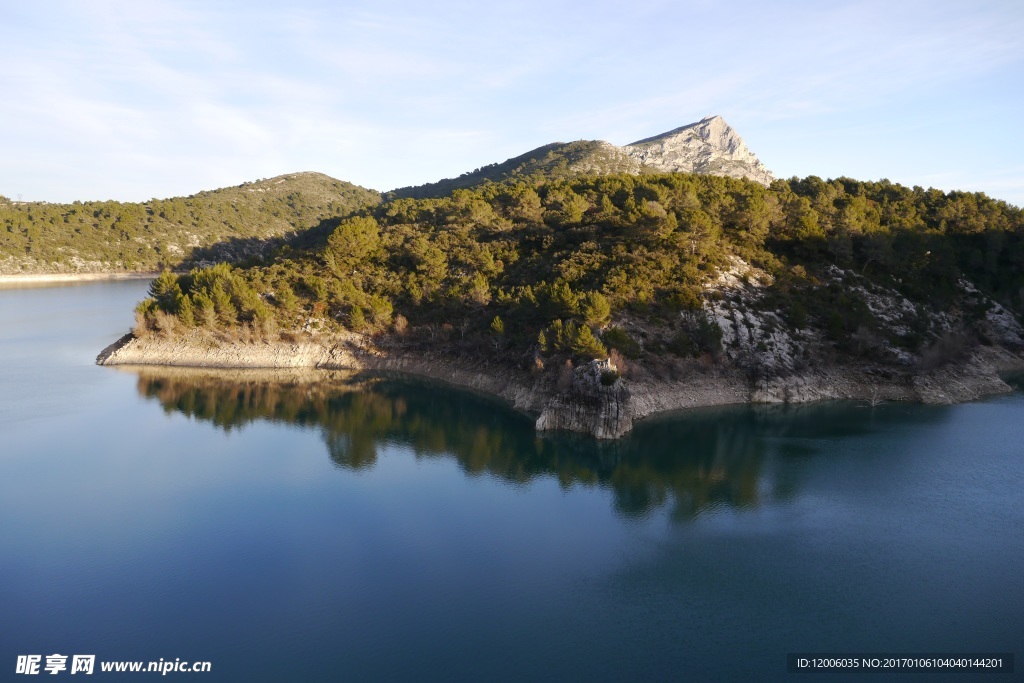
[133,172,1024,377]
[0,172,380,275]
[389,140,642,200]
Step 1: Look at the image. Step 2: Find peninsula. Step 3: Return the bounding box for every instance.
[96,117,1024,438]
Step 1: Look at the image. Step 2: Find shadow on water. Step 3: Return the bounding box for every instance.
[132,367,953,521]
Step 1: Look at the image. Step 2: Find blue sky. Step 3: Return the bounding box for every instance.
[2,0,1022,206]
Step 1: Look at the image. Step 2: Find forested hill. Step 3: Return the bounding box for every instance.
[388,140,642,200]
[134,172,1024,382]
[0,172,380,275]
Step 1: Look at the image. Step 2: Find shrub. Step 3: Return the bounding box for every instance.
[670,312,723,358]
[603,326,641,359]
[368,295,393,326]
[557,359,573,392]
[609,348,630,377]
[152,310,178,336]
[917,330,972,371]
[348,306,366,332]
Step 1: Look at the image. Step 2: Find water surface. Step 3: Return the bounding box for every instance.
[1,281,1022,680]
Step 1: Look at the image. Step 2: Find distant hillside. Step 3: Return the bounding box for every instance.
[0,172,380,275]
[390,115,773,199]
[389,140,641,199]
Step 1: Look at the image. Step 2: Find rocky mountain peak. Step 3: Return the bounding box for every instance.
[389,115,776,199]
[622,115,775,185]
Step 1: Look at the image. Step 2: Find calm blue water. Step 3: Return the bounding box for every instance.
[1,281,1022,681]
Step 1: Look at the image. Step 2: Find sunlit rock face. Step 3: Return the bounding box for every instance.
[623,115,775,186]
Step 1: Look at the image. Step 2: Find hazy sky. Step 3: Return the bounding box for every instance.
[2,0,1022,205]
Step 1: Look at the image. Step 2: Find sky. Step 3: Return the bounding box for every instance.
[2,0,1023,206]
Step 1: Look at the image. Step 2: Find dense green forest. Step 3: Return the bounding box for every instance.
[0,173,380,274]
[134,171,1024,374]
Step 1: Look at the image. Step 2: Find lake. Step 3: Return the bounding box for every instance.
[1,280,1021,681]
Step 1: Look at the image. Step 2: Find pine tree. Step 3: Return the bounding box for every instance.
[570,324,607,359]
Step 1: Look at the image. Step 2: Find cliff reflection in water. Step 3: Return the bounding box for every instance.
[132,368,947,520]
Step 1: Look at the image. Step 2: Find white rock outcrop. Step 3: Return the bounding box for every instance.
[535,359,632,439]
[623,115,775,185]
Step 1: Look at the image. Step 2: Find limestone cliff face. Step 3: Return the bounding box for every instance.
[623,115,775,185]
[535,359,632,439]
[96,331,552,418]
[746,346,1020,406]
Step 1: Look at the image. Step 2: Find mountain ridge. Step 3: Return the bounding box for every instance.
[390,115,773,199]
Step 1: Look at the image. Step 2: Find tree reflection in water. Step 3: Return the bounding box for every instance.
[132,367,945,520]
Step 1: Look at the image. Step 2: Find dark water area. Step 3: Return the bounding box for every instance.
[1,281,1022,681]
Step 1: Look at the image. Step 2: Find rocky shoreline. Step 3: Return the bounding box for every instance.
[97,331,1024,439]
